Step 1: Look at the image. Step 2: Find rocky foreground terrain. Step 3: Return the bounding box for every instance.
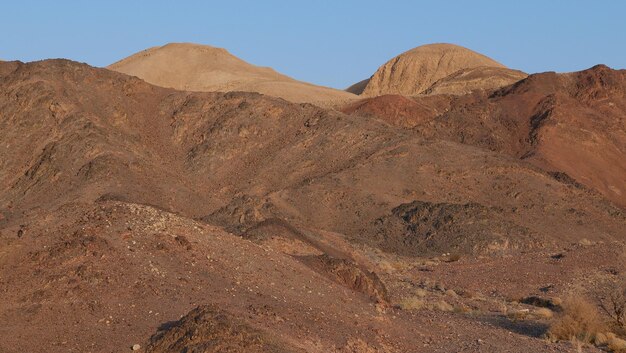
[0,44,624,353]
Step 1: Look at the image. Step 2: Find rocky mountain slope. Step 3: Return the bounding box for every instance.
[0,58,623,353]
[341,65,626,207]
[424,66,527,95]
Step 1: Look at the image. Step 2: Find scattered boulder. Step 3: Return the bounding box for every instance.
[298,254,388,303]
[359,201,536,256]
[146,305,302,353]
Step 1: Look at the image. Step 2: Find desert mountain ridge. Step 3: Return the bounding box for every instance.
[342,64,626,207]
[107,42,530,103]
[350,43,528,97]
[108,42,356,105]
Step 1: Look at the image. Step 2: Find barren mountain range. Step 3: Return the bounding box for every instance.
[342,64,626,207]
[0,43,624,353]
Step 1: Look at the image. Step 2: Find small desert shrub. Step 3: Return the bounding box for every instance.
[398,297,424,310]
[594,332,626,351]
[457,289,469,297]
[493,302,508,313]
[548,296,606,343]
[507,309,530,321]
[432,300,454,312]
[454,304,471,314]
[341,338,379,353]
[444,253,462,262]
[595,332,608,346]
[422,259,438,266]
[434,282,446,292]
[377,260,395,273]
[598,281,626,334]
[413,288,427,298]
[534,308,554,319]
[445,289,458,297]
[608,335,626,352]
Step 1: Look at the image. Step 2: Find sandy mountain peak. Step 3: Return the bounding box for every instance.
[107,42,356,104]
[356,43,511,97]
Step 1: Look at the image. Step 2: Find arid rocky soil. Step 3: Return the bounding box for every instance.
[0,46,624,353]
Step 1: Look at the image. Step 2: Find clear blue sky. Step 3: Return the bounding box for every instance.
[1,1,624,89]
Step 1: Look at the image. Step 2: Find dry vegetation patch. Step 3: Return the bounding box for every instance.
[548,296,606,343]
